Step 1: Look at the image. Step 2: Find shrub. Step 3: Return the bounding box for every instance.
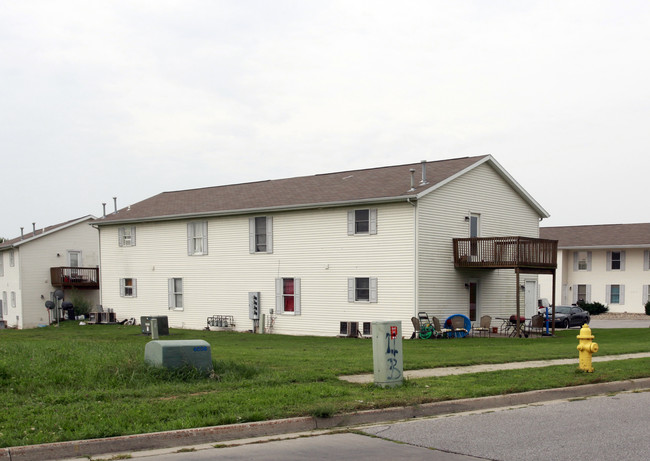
[577,300,608,315]
[645,301,650,316]
[68,290,92,317]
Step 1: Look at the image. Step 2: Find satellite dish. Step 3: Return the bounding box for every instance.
[54,290,64,300]
[45,300,55,309]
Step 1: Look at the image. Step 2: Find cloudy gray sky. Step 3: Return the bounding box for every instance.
[2,0,649,239]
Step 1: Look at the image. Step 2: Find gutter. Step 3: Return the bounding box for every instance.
[93,195,420,227]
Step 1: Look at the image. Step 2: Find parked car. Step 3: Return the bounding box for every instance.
[548,305,591,329]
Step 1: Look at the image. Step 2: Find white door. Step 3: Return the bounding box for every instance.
[524,280,537,318]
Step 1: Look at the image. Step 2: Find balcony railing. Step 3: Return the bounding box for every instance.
[453,237,557,270]
[50,267,100,289]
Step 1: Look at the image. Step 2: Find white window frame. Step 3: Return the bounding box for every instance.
[118,226,137,247]
[11,291,16,308]
[574,251,592,271]
[348,277,378,303]
[187,222,208,255]
[249,216,273,254]
[607,251,625,271]
[120,278,137,297]
[168,278,183,310]
[606,284,625,305]
[9,249,14,267]
[275,277,301,315]
[347,209,377,235]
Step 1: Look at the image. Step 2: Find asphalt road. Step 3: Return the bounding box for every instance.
[101,390,650,461]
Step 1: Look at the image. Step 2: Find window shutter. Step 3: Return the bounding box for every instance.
[347,211,355,235]
[606,252,611,271]
[573,252,578,271]
[202,221,208,255]
[620,285,625,305]
[586,285,592,303]
[645,251,650,271]
[168,279,174,309]
[369,209,377,235]
[187,223,195,255]
[294,278,301,315]
[348,278,355,302]
[586,252,592,271]
[120,278,125,297]
[132,279,137,298]
[369,277,378,303]
[249,218,256,253]
[131,227,136,246]
[620,251,626,271]
[275,278,284,314]
[572,285,578,304]
[266,217,273,253]
[118,227,124,247]
[606,285,611,304]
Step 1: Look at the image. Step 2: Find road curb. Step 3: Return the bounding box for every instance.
[3,377,650,461]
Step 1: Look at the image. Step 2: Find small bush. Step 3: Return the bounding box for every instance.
[577,300,608,315]
[68,290,92,317]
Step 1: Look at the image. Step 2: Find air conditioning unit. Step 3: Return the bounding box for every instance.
[339,321,359,337]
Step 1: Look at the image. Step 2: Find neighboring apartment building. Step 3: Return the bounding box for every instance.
[94,155,556,337]
[0,216,100,328]
[540,223,650,313]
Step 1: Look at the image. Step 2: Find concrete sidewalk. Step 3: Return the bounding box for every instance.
[340,352,650,383]
[3,353,650,461]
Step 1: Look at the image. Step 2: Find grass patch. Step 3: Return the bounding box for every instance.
[0,323,649,447]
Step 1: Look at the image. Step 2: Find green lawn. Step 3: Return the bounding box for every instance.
[1,322,649,447]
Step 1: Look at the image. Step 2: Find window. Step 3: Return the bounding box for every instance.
[607,251,625,271]
[469,213,480,256]
[574,251,591,271]
[187,222,208,255]
[118,226,136,247]
[347,209,377,235]
[348,277,378,303]
[0,253,3,276]
[11,291,16,308]
[645,250,650,271]
[249,217,273,253]
[577,285,587,303]
[9,249,14,267]
[2,292,7,314]
[275,277,301,314]
[607,284,625,304]
[120,278,137,297]
[168,278,183,310]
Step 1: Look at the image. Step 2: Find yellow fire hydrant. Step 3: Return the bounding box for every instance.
[576,324,598,372]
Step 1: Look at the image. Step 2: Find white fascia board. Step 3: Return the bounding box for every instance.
[559,245,650,250]
[416,155,550,219]
[93,196,418,227]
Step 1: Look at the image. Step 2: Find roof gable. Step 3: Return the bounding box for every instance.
[0,216,96,249]
[95,155,548,226]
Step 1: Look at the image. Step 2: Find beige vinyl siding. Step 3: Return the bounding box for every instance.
[416,162,541,320]
[6,221,99,328]
[100,202,416,335]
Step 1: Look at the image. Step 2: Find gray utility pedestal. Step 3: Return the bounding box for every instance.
[144,340,213,373]
[371,321,403,387]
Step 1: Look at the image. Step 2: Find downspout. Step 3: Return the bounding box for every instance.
[407,198,417,317]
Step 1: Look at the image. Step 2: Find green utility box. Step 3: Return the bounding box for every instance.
[144,340,213,373]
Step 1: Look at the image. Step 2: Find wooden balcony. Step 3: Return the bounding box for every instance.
[50,267,100,289]
[453,237,557,273]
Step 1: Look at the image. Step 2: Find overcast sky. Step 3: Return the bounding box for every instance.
[2,0,649,239]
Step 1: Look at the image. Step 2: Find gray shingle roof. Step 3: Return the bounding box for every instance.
[95,156,495,225]
[540,223,650,248]
[0,216,95,249]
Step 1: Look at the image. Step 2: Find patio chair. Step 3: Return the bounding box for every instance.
[526,314,545,337]
[410,316,421,339]
[449,315,469,338]
[431,316,452,338]
[473,315,491,337]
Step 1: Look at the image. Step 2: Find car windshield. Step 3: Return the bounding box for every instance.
[555,306,571,314]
